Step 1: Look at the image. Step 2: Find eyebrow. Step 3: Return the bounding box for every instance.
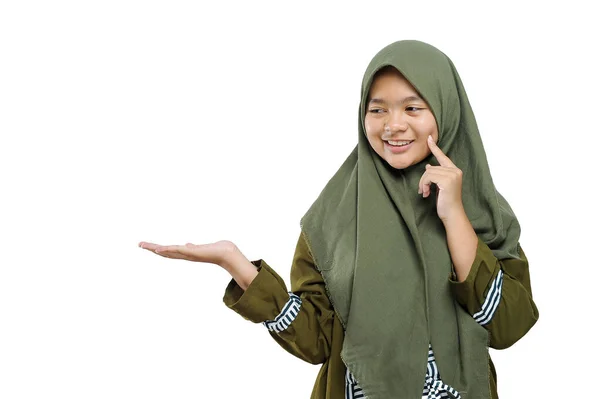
[368,96,424,106]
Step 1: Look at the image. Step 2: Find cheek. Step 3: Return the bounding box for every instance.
[364,117,375,134]
[364,119,385,153]
[427,115,439,138]
[364,118,382,139]
[415,116,439,141]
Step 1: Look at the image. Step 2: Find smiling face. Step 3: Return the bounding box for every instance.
[364,67,439,170]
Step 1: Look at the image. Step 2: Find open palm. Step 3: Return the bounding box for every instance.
[138,239,238,266]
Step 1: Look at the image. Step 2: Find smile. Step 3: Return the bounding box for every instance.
[386,140,413,146]
[384,140,414,153]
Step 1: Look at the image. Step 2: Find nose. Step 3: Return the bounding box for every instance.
[385,109,408,133]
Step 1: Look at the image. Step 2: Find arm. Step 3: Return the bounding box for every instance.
[442,208,478,282]
[449,238,539,349]
[223,232,334,365]
[420,137,538,347]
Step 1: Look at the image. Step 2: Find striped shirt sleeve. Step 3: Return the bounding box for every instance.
[262,292,302,332]
[223,232,336,364]
[223,259,294,324]
[449,238,539,349]
[472,268,503,326]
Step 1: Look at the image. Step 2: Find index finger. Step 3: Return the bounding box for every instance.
[427,135,455,168]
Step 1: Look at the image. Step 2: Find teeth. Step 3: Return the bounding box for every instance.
[387,140,412,146]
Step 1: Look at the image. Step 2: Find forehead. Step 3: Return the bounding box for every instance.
[367,67,422,100]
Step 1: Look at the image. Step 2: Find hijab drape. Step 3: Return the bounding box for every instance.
[300,40,521,398]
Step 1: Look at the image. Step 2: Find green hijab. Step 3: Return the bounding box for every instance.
[300,40,521,398]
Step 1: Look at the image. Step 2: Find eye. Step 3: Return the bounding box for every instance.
[406,106,424,112]
[368,108,386,114]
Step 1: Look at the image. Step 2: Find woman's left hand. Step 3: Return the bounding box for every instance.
[418,135,465,223]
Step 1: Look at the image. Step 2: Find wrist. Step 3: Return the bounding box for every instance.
[441,205,468,227]
[220,245,245,272]
[223,250,259,291]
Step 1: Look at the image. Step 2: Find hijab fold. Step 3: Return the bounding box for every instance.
[300,40,521,399]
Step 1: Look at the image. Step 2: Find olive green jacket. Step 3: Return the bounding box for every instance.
[223,233,538,398]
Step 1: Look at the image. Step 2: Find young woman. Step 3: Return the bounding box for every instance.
[139,40,539,399]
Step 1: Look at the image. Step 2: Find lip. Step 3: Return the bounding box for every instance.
[384,140,414,154]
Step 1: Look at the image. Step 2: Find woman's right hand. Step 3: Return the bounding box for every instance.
[138,240,239,270]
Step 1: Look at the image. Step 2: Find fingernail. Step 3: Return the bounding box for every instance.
[428,135,433,142]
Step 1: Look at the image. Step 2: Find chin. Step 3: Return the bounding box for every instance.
[387,158,412,170]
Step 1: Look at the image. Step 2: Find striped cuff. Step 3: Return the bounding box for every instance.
[473,269,504,326]
[262,292,302,333]
[345,368,364,399]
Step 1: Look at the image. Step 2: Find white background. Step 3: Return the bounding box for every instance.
[1,1,598,398]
